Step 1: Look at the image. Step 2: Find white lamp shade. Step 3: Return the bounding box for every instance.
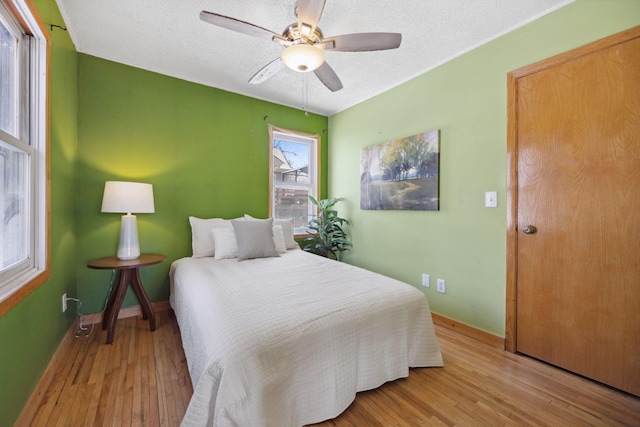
[101,181,155,214]
[281,44,324,72]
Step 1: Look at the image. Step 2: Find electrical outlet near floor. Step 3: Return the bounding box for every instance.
[62,293,67,312]
[437,279,446,293]
[421,274,430,288]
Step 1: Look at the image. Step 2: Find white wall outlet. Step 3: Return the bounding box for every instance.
[437,279,446,293]
[62,293,67,312]
[422,274,430,288]
[485,191,498,208]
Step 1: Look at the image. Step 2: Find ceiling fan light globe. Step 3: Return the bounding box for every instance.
[281,44,324,72]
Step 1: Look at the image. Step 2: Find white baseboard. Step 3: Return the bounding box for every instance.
[79,300,171,325]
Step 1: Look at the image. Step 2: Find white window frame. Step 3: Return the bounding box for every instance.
[268,125,320,236]
[0,0,49,316]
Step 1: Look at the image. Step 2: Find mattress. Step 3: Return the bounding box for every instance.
[169,249,443,426]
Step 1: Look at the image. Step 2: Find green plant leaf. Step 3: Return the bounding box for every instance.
[303,196,351,260]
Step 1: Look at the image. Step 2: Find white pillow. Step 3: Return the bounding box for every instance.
[189,216,231,257]
[244,214,298,249]
[275,218,298,249]
[272,225,287,254]
[231,218,280,261]
[212,228,238,260]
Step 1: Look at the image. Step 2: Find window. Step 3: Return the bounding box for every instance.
[0,0,48,315]
[269,126,320,235]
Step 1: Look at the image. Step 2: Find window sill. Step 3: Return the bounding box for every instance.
[0,266,50,318]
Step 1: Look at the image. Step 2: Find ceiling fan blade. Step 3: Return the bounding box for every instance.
[249,58,285,85]
[296,0,325,40]
[314,61,343,92]
[200,11,288,43]
[319,33,402,52]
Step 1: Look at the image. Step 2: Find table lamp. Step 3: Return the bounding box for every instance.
[101,181,155,260]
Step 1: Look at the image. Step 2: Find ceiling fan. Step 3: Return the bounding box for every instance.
[200,0,402,92]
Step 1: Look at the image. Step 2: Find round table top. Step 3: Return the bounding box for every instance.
[87,253,166,270]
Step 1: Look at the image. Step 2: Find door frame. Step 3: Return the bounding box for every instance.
[505,25,640,353]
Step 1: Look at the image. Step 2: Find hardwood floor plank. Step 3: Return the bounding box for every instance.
[154,355,173,427]
[106,339,128,427]
[29,378,63,426]
[71,383,93,426]
[378,385,439,426]
[146,353,161,427]
[19,310,640,426]
[82,371,103,426]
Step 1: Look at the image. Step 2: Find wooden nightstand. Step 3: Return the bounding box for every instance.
[87,253,166,344]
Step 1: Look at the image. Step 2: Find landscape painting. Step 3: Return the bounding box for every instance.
[360,129,440,211]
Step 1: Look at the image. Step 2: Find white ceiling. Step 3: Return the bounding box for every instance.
[56,0,573,116]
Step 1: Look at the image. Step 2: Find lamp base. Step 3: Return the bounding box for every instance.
[117,214,140,260]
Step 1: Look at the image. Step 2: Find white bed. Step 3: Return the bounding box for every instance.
[170,247,443,426]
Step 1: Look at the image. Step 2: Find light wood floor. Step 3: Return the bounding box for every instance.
[20,310,640,426]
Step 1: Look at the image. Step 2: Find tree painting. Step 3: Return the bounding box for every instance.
[360,129,439,210]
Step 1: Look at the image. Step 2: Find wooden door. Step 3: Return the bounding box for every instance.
[506,26,640,396]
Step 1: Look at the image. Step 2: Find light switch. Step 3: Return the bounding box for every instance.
[485,191,497,208]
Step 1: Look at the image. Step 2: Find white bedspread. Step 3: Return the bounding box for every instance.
[170,249,443,427]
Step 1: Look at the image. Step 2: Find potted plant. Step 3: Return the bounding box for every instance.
[301,196,351,260]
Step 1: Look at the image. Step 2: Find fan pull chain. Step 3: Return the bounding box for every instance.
[302,73,309,116]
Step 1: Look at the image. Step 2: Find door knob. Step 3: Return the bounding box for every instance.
[522,225,537,234]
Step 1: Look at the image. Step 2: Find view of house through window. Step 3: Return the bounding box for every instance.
[270,127,319,234]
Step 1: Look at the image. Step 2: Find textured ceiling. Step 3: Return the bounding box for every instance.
[56,0,573,116]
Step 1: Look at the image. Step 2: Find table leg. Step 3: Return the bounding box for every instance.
[104,269,131,344]
[102,272,122,331]
[130,268,156,331]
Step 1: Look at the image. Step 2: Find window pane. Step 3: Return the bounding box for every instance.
[0,17,18,137]
[274,186,309,230]
[0,140,28,272]
[273,140,310,184]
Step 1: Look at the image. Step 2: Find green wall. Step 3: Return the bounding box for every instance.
[328,0,640,336]
[76,55,329,313]
[0,0,78,426]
